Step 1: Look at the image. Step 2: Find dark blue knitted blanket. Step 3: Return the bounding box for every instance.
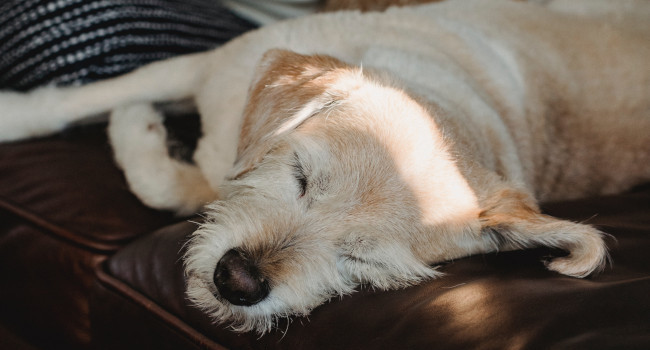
[0,0,257,90]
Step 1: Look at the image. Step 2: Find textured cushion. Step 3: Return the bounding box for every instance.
[95,183,650,349]
[0,0,256,90]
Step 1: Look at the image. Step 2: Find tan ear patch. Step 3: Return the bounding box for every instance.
[230,50,362,179]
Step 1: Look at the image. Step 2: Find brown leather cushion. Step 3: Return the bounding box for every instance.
[0,125,180,348]
[96,183,650,349]
[0,125,177,248]
[2,124,649,349]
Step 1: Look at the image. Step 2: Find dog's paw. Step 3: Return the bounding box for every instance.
[543,226,610,278]
[109,103,218,214]
[109,103,167,163]
[479,190,610,279]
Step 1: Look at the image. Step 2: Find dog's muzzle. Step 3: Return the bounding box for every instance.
[213,249,270,306]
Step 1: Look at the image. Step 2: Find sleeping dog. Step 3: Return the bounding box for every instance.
[1,0,649,333]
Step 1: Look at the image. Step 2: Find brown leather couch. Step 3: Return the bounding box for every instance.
[1,123,649,350]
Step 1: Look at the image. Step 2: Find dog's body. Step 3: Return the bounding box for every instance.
[1,0,649,333]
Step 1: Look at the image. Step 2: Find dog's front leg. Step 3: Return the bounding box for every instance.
[187,8,410,190]
[184,13,369,190]
[479,187,609,278]
[0,51,212,142]
[108,103,217,215]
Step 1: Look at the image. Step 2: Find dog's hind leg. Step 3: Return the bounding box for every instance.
[0,51,210,142]
[108,103,217,215]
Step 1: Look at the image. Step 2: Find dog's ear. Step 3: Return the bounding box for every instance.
[479,187,609,278]
[229,49,360,179]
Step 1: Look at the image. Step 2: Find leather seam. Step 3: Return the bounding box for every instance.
[0,195,123,253]
[94,261,228,350]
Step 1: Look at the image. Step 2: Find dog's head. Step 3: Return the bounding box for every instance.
[184,50,607,333]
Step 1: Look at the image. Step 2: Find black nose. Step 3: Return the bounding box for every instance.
[213,249,270,306]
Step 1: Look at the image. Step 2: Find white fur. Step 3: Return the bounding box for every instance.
[1,0,649,333]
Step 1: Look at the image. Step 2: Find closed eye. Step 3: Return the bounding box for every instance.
[292,152,308,197]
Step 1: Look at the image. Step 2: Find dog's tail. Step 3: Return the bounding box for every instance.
[0,51,210,142]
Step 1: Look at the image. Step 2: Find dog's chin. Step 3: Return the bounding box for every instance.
[184,233,355,333]
[185,273,356,333]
